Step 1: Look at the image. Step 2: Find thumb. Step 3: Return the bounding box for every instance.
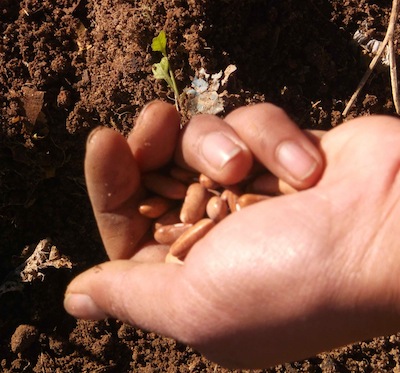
[64,260,193,339]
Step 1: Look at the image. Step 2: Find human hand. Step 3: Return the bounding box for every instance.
[75,100,323,261]
[64,101,400,369]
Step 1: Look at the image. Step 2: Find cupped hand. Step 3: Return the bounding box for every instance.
[82,100,323,261]
[64,101,400,369]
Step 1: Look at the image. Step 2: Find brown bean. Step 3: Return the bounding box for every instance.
[278,179,297,194]
[199,173,219,190]
[180,183,210,224]
[169,218,215,259]
[248,173,296,195]
[165,252,184,265]
[143,173,187,200]
[154,223,193,245]
[138,196,175,218]
[206,195,229,222]
[154,207,181,230]
[236,193,270,210]
[169,167,198,185]
[221,186,241,213]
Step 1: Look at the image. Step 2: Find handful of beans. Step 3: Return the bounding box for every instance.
[138,166,272,263]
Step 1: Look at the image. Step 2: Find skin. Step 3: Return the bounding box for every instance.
[64,101,400,369]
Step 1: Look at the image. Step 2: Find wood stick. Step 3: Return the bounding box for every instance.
[343,0,399,117]
[389,37,400,114]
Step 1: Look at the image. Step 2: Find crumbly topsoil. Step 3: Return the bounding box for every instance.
[1,0,399,372]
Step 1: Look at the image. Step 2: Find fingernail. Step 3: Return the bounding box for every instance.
[201,132,242,170]
[64,293,107,320]
[135,100,159,127]
[87,126,105,145]
[276,141,318,181]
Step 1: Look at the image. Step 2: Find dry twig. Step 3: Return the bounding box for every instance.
[343,0,399,116]
[389,37,400,113]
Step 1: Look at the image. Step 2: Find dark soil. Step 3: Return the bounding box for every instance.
[1,0,399,371]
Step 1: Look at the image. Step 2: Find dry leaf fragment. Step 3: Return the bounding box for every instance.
[19,239,72,282]
[184,64,237,116]
[21,86,45,125]
[0,239,73,297]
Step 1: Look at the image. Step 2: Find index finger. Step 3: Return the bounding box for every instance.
[225,103,324,189]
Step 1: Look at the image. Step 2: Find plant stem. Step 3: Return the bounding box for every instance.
[168,65,180,111]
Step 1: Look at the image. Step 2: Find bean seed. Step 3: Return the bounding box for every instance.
[180,183,211,224]
[138,196,175,218]
[154,223,193,245]
[206,195,229,222]
[199,173,219,190]
[278,179,297,194]
[154,208,181,230]
[169,218,215,259]
[136,166,275,262]
[221,186,241,213]
[236,193,270,210]
[249,173,296,195]
[165,252,184,265]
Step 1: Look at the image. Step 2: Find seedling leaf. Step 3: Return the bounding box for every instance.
[151,30,167,56]
[151,30,180,110]
[152,57,174,88]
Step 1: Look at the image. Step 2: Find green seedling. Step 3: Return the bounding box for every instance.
[151,30,180,110]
